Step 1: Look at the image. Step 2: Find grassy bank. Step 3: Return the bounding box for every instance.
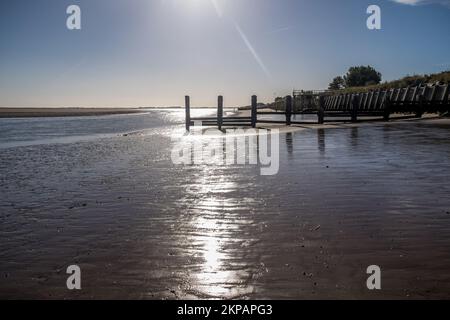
[331,70,450,94]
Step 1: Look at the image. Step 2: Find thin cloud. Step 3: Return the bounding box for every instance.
[391,0,450,7]
[267,26,295,35]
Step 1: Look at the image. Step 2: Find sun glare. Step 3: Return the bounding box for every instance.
[170,0,222,17]
[183,0,209,7]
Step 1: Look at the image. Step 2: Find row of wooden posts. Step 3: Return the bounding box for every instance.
[185,95,298,131]
[185,85,450,130]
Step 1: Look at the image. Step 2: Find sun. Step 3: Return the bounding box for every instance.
[172,0,222,17]
[184,0,209,6]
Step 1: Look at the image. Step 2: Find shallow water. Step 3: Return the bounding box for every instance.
[1,111,450,299]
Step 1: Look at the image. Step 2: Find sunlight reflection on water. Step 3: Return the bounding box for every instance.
[0,108,221,149]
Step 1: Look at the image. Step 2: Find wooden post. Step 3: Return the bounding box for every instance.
[218,95,223,130]
[318,95,325,124]
[185,95,191,131]
[442,84,449,116]
[416,94,424,118]
[351,95,358,123]
[292,93,296,113]
[383,96,391,121]
[251,95,257,128]
[285,95,292,126]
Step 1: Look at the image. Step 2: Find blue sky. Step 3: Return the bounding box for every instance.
[0,0,449,107]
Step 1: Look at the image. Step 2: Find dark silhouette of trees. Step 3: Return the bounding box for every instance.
[330,66,382,90]
[328,76,345,90]
[343,65,382,87]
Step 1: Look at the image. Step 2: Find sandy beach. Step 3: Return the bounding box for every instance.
[1,109,450,299]
[0,108,145,118]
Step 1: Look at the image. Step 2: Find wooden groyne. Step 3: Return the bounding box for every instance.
[320,84,449,123]
[185,96,256,131]
[184,84,449,130]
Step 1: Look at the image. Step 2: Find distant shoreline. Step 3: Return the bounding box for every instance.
[0,108,146,118]
[0,107,240,118]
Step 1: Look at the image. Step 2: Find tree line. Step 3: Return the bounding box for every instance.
[329,65,382,90]
[328,66,450,91]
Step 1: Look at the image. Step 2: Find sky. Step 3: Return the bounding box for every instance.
[0,0,450,108]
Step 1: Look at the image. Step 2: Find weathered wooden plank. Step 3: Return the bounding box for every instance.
[222,118,253,122]
[402,87,410,103]
[377,91,386,110]
[423,86,432,101]
[330,95,336,111]
[345,94,352,111]
[351,95,358,122]
[411,86,419,105]
[339,95,345,109]
[372,90,381,110]
[441,84,449,104]
[325,96,330,109]
[361,93,369,111]
[196,122,253,127]
[318,95,325,124]
[218,95,223,130]
[332,95,338,110]
[394,88,402,103]
[383,95,391,120]
[251,95,257,128]
[388,88,395,101]
[435,85,446,102]
[285,95,292,125]
[416,94,424,117]
[343,94,348,109]
[430,85,438,102]
[367,91,375,111]
[185,95,191,131]
[329,96,334,109]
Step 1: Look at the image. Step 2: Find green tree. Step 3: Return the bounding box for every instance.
[343,65,382,87]
[328,76,345,90]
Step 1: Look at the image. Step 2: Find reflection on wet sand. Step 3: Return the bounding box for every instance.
[285,132,294,158]
[178,142,260,298]
[317,129,325,154]
[350,127,359,147]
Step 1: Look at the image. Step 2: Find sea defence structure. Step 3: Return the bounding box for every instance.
[320,84,449,123]
[184,84,450,130]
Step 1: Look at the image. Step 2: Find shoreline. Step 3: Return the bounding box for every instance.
[0,107,146,118]
[235,108,448,132]
[0,107,238,118]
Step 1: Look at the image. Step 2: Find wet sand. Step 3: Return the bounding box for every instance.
[1,113,450,299]
[0,108,145,118]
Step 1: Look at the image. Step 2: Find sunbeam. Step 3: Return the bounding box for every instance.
[233,22,272,79]
[210,0,223,17]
